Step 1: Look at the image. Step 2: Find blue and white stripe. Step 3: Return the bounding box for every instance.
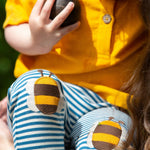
[7,69,112,150]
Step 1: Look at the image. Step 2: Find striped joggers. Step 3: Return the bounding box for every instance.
[7,69,132,150]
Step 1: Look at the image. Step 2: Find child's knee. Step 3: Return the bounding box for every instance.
[8,69,65,115]
[88,120,125,149]
[33,74,61,114]
[7,70,66,150]
[21,69,64,114]
[71,107,132,150]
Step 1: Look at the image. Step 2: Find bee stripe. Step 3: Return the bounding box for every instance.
[94,125,122,138]
[99,121,121,129]
[34,84,60,97]
[35,96,59,105]
[35,77,57,86]
[92,141,115,150]
[36,104,57,114]
[92,133,120,145]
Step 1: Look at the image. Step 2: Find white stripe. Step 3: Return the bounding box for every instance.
[14,111,64,120]
[13,116,63,127]
[14,136,64,146]
[14,123,64,132]
[12,72,40,91]
[16,141,64,150]
[63,84,92,113]
[76,135,89,149]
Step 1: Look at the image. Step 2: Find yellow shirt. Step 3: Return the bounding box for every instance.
[3,0,147,109]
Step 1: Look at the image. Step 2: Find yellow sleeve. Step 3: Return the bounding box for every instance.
[3,0,36,28]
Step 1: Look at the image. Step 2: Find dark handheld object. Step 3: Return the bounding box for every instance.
[50,0,81,27]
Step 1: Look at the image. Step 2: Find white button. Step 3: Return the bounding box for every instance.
[103,14,112,24]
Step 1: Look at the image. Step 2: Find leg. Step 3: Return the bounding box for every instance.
[71,107,132,150]
[56,81,112,149]
[7,69,66,150]
[58,82,132,149]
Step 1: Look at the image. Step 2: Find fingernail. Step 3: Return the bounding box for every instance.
[68,2,74,8]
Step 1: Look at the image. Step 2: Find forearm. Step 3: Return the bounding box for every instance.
[4,1,80,56]
[4,24,52,56]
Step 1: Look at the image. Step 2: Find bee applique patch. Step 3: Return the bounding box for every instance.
[92,120,122,149]
[26,70,61,115]
[87,118,127,150]
[34,76,60,114]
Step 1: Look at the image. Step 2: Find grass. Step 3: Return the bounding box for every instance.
[0,0,19,100]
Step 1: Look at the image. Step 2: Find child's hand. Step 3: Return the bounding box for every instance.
[29,0,80,54]
[4,0,80,55]
[0,97,14,150]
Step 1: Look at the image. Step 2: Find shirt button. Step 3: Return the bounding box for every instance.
[103,14,112,24]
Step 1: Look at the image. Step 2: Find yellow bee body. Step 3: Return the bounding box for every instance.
[92,120,122,149]
[34,76,60,114]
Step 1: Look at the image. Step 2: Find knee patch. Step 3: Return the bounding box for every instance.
[34,76,60,114]
[25,70,62,115]
[71,108,132,150]
[91,120,122,149]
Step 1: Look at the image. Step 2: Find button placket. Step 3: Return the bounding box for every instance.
[96,13,114,57]
[95,0,116,61]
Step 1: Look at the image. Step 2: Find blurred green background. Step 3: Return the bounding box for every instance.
[0,0,19,100]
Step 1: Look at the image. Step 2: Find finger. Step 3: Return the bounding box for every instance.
[31,0,46,17]
[40,0,55,22]
[1,97,7,110]
[0,119,9,133]
[0,97,7,117]
[2,115,7,125]
[0,119,12,140]
[49,2,74,29]
[0,107,7,118]
[60,21,80,36]
[1,97,7,103]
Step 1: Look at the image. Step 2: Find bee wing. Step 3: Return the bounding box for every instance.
[26,78,39,112]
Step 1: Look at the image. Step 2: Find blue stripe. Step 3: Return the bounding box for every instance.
[15,133,64,140]
[13,115,64,125]
[63,87,85,115]
[11,92,28,107]
[16,144,64,150]
[76,136,93,149]
[11,99,27,114]
[11,88,27,102]
[13,75,39,91]
[66,86,93,112]
[12,82,27,96]
[14,127,64,135]
[14,120,64,129]
[14,105,28,114]
[80,87,104,103]
[10,100,28,114]
[15,139,64,146]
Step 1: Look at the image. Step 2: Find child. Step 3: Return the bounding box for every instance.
[0,97,14,150]
[3,0,150,149]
